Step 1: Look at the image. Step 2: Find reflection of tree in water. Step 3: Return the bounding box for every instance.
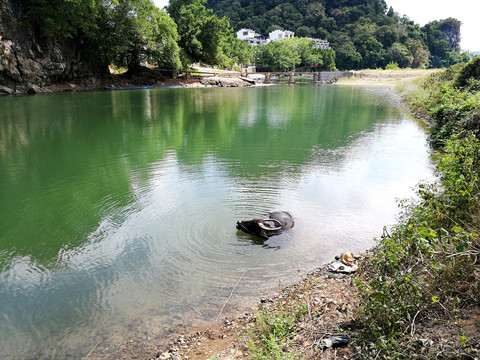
[0,86,400,267]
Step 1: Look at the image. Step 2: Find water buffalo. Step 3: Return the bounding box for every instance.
[236,211,294,239]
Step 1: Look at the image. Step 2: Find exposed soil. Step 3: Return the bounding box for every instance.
[25,68,263,94]
[131,260,479,360]
[90,263,362,360]
[39,71,202,94]
[336,69,439,88]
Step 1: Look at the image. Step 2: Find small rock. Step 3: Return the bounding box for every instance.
[159,352,171,360]
[318,334,351,349]
[0,85,14,95]
[327,272,348,279]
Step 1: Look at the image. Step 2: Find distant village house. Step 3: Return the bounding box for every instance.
[236,29,268,46]
[268,29,294,41]
[236,28,330,49]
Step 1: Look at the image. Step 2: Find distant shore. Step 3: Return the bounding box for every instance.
[1,68,438,95]
[336,69,438,87]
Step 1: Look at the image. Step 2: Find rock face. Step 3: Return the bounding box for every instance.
[0,0,98,94]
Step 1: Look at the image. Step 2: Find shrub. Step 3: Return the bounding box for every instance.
[355,133,480,358]
[385,62,399,70]
[453,57,480,89]
[400,59,480,146]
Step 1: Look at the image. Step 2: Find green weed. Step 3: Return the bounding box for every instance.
[355,61,480,357]
[355,134,480,357]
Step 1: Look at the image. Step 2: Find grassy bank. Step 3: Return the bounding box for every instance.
[239,63,480,360]
[352,60,480,359]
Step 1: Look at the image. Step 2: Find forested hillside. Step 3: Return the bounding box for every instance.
[206,0,469,69]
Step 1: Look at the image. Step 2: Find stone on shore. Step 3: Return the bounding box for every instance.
[199,76,254,87]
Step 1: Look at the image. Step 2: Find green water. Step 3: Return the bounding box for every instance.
[0,85,432,359]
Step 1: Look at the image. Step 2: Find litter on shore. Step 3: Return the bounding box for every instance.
[327,251,359,273]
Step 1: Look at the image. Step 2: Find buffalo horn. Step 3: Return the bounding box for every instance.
[257,218,282,231]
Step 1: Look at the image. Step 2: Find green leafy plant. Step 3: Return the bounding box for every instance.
[246,304,305,360]
[355,131,480,358]
[385,61,399,70]
[401,59,480,146]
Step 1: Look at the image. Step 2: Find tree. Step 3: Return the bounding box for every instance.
[440,18,461,51]
[387,42,413,68]
[106,0,181,71]
[150,8,182,69]
[375,25,399,48]
[296,25,316,37]
[406,39,429,69]
[359,37,385,69]
[386,6,394,17]
[19,0,182,72]
[266,3,303,32]
[256,37,335,71]
[168,0,208,64]
[19,0,97,39]
[230,38,254,66]
[330,33,362,70]
[168,0,247,67]
[256,38,301,71]
[422,18,463,68]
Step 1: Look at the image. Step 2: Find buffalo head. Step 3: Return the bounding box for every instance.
[236,211,294,239]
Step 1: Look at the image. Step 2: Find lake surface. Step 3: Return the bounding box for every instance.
[0,85,433,359]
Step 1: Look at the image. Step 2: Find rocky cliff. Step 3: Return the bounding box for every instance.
[0,0,99,95]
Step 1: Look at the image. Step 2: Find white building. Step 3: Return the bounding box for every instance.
[268,29,294,41]
[236,29,257,40]
[307,37,330,50]
[236,29,268,46]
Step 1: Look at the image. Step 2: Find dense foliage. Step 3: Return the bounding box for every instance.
[168,0,253,68]
[16,0,471,73]
[206,0,469,70]
[18,0,182,71]
[355,59,480,358]
[255,37,335,71]
[17,0,252,72]
[405,57,480,146]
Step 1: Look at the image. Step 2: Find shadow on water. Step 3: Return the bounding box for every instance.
[235,230,283,249]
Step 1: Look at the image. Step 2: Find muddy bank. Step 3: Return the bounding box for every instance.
[85,258,362,360]
[154,264,362,360]
[0,73,266,95]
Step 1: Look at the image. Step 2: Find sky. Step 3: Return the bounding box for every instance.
[386,0,479,52]
[153,0,479,51]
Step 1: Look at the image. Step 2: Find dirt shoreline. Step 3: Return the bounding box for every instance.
[153,265,362,360]
[2,68,436,95]
[88,260,363,360]
[336,69,438,87]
